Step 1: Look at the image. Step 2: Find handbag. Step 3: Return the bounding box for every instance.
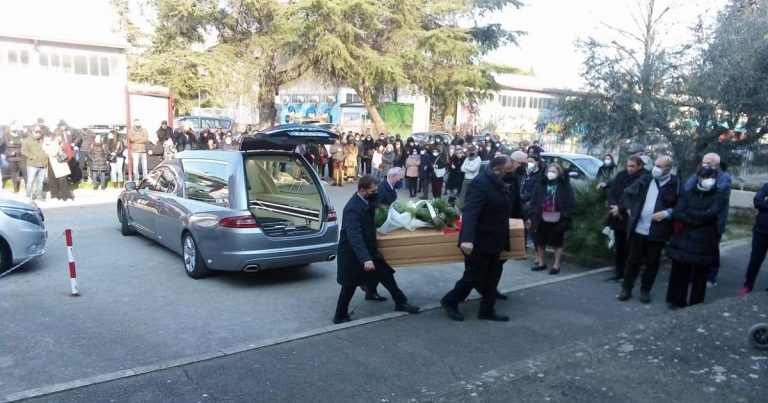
[542,211,561,223]
[56,152,69,163]
[433,159,446,178]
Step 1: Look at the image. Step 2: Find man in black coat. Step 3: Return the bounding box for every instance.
[361,167,406,301]
[599,155,646,282]
[618,155,679,304]
[440,156,521,321]
[334,175,420,324]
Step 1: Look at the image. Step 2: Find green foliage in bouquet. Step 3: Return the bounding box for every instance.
[564,178,613,266]
[374,206,388,228]
[431,198,459,226]
[414,205,433,224]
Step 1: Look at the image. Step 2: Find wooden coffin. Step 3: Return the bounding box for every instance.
[377,219,526,267]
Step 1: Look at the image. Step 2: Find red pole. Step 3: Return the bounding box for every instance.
[168,88,174,130]
[125,85,133,182]
[65,229,79,296]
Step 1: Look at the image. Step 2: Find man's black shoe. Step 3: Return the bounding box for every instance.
[495,290,508,300]
[604,274,623,282]
[531,264,547,272]
[666,302,682,311]
[365,293,387,302]
[440,299,464,321]
[478,312,509,321]
[332,315,351,324]
[617,289,631,301]
[639,291,651,304]
[395,303,420,314]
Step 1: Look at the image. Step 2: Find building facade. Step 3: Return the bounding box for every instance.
[0,0,128,128]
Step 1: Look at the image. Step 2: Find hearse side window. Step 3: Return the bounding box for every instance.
[182,160,229,207]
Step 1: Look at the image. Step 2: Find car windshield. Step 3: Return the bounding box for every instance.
[572,157,601,177]
[244,154,323,235]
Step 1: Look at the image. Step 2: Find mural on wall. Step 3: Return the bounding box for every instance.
[277,95,341,125]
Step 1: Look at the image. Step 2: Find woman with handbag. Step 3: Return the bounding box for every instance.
[526,163,575,275]
[429,146,447,199]
[665,166,727,309]
[43,133,73,200]
[107,130,125,188]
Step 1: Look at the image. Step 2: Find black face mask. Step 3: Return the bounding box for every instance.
[365,193,378,203]
[502,172,517,184]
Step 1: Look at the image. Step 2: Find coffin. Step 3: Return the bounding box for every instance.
[377,219,526,267]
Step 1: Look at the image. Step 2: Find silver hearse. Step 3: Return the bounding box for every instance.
[117,124,339,279]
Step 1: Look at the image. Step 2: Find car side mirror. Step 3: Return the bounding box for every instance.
[125,181,137,191]
[568,171,579,178]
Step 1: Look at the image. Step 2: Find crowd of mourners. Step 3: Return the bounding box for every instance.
[2,120,765,305]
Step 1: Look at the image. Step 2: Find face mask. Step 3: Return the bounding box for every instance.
[495,143,500,148]
[700,178,716,190]
[225,138,232,145]
[420,150,425,155]
[432,152,439,157]
[546,172,558,181]
[702,163,711,169]
[469,152,477,157]
[408,142,414,146]
[412,151,417,155]
[651,167,666,179]
[604,159,612,166]
[449,149,455,155]
[394,179,404,189]
[502,172,516,183]
[527,162,536,172]
[365,193,378,203]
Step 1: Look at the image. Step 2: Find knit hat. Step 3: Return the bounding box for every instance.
[511,150,528,164]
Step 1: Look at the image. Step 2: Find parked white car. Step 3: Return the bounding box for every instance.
[0,196,47,272]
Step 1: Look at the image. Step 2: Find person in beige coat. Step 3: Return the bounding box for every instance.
[129,118,149,181]
[43,133,73,200]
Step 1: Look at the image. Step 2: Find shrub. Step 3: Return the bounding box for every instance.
[564,178,613,266]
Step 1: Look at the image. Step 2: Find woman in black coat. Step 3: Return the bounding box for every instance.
[526,163,575,275]
[665,166,727,309]
[445,148,465,205]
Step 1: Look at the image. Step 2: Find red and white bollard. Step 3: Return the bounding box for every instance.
[65,229,80,296]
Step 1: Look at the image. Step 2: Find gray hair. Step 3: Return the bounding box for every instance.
[387,167,404,178]
[703,152,721,166]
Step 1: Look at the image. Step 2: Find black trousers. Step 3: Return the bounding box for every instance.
[745,231,768,289]
[667,260,708,307]
[335,268,407,318]
[6,160,25,191]
[47,165,71,200]
[613,229,628,277]
[407,177,419,197]
[442,253,501,314]
[622,234,665,293]
[361,158,372,175]
[420,177,430,198]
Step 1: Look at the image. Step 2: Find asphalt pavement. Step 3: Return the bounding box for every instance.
[2,184,768,402]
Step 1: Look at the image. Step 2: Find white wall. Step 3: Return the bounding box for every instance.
[0,40,127,127]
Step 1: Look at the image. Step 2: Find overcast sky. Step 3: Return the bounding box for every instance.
[485,0,730,89]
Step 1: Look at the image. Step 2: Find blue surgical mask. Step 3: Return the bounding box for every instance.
[394,179,404,189]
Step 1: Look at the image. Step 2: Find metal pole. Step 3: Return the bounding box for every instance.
[125,85,133,182]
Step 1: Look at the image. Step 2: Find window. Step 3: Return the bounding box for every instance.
[88,55,99,75]
[154,170,179,194]
[62,54,72,72]
[345,93,361,103]
[99,56,109,76]
[139,171,161,191]
[74,55,87,74]
[51,54,60,68]
[39,53,49,67]
[182,160,229,206]
[530,97,538,109]
[8,50,18,64]
[19,50,29,64]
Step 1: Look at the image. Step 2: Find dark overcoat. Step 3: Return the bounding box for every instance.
[460,165,523,255]
[665,186,727,267]
[336,193,393,286]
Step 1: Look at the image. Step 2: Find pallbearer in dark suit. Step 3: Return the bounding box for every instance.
[334,175,420,324]
[440,156,520,322]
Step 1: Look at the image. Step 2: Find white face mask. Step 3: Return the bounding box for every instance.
[546,172,557,181]
[604,159,612,165]
[432,152,439,157]
[420,150,425,155]
[702,163,712,169]
[700,178,716,190]
[527,162,536,171]
[651,167,665,179]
